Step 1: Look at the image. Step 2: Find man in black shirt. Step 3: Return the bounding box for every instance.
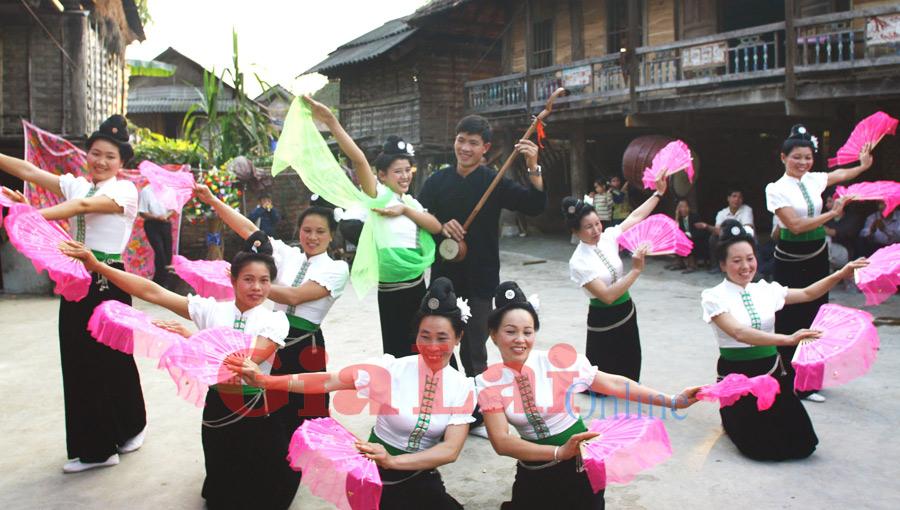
[418,115,547,376]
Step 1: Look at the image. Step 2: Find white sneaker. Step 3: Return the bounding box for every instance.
[118,426,147,454]
[469,425,489,438]
[805,392,826,403]
[63,454,119,473]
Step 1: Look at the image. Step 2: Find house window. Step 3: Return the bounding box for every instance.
[607,0,644,53]
[531,18,554,69]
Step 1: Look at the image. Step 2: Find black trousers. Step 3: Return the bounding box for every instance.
[201,389,296,510]
[773,238,829,397]
[585,299,641,382]
[59,265,146,462]
[143,219,172,286]
[503,458,605,509]
[378,276,426,357]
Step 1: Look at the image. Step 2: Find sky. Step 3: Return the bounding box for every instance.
[125,0,428,97]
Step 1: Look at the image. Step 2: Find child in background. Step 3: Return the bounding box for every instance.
[592,178,613,223]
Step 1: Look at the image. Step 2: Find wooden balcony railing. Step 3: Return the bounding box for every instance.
[464,4,900,114]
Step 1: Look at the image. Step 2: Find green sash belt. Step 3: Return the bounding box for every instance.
[91,250,122,263]
[779,226,826,242]
[369,430,413,456]
[590,291,631,308]
[719,345,778,361]
[286,314,319,332]
[209,384,265,396]
[523,418,588,447]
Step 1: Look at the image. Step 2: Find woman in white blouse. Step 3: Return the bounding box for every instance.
[565,171,668,382]
[0,115,147,473]
[478,281,699,509]
[701,220,867,460]
[227,277,474,510]
[305,95,442,358]
[765,124,873,402]
[195,184,348,468]
[63,236,299,509]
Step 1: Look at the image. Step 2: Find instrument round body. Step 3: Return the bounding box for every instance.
[438,237,467,262]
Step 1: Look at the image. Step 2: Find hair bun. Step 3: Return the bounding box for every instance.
[561,196,590,219]
[382,135,413,156]
[788,124,812,141]
[243,230,273,256]
[420,277,459,315]
[718,219,754,243]
[494,281,526,309]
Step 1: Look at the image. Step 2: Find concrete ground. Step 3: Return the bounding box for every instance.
[2,233,899,509]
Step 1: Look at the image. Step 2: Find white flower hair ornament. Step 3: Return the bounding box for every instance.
[809,135,819,152]
[333,207,345,222]
[456,297,472,323]
[527,293,540,313]
[407,143,415,156]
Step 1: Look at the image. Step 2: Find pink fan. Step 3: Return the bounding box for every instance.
[3,206,91,301]
[617,214,694,256]
[87,300,184,358]
[828,111,898,168]
[792,304,879,392]
[287,417,382,510]
[641,140,695,190]
[138,161,195,211]
[581,414,673,493]
[157,327,254,407]
[172,254,234,300]
[833,181,900,217]
[697,373,780,411]
[854,243,900,306]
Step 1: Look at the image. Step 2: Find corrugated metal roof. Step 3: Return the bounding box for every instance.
[127,85,236,114]
[408,0,476,23]
[302,18,417,76]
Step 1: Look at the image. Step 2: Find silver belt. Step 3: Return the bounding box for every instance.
[380,469,428,485]
[516,459,560,471]
[586,302,636,333]
[717,353,786,381]
[378,273,425,292]
[774,241,826,262]
[283,330,316,348]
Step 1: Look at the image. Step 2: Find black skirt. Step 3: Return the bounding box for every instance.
[200,389,297,510]
[717,355,818,461]
[502,458,605,510]
[270,326,330,442]
[773,238,829,391]
[58,264,146,462]
[586,299,641,382]
[379,468,463,510]
[377,275,426,357]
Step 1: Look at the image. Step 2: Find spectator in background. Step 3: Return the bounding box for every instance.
[592,178,613,223]
[696,189,754,273]
[609,175,632,226]
[858,202,900,256]
[138,185,174,287]
[248,194,281,238]
[668,198,706,273]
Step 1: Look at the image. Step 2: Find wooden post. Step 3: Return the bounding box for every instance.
[785,0,797,107]
[569,122,586,199]
[524,0,533,114]
[627,0,639,114]
[569,0,585,61]
[26,24,33,122]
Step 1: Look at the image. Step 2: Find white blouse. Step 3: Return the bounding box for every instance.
[59,174,137,253]
[270,238,349,325]
[568,225,624,298]
[188,294,289,376]
[765,172,828,229]
[355,354,476,453]
[700,279,788,349]
[475,350,598,440]
[372,183,425,249]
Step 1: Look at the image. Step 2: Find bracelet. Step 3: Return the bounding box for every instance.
[288,375,294,392]
[553,445,560,461]
[652,191,663,199]
[527,165,543,176]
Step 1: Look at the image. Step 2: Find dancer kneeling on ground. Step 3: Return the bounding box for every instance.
[62,237,298,509]
[226,277,475,510]
[476,281,701,510]
[700,220,867,461]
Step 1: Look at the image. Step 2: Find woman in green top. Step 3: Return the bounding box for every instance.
[305,96,442,357]
[476,281,699,509]
[764,124,873,401]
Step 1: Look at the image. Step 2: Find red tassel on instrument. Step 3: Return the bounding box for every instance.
[535,119,546,149]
